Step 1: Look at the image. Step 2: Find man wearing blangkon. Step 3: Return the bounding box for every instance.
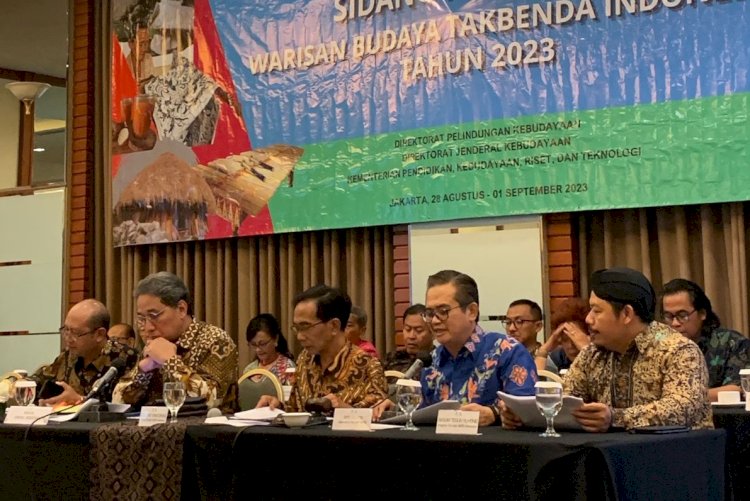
[501,267,712,431]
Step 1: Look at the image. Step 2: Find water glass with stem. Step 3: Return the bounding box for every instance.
[535,381,563,437]
[396,379,422,431]
[163,381,186,424]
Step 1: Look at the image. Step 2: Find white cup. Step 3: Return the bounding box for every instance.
[717,390,741,404]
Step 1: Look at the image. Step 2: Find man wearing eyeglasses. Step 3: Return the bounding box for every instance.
[661,278,750,402]
[32,299,138,406]
[503,299,545,357]
[375,270,537,426]
[112,272,238,411]
[502,267,713,432]
[256,285,387,412]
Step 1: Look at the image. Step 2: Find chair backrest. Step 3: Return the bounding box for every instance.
[537,369,564,385]
[384,370,405,379]
[238,368,284,411]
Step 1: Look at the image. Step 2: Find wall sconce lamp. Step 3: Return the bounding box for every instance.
[5,81,51,115]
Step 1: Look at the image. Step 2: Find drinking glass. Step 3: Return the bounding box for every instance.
[163,381,186,424]
[740,369,750,401]
[14,380,37,407]
[535,381,563,437]
[396,379,422,431]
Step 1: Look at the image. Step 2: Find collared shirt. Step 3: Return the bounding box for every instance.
[32,340,139,402]
[421,327,537,407]
[383,349,416,374]
[696,327,750,388]
[286,341,387,412]
[113,320,238,410]
[564,321,713,429]
[242,354,296,385]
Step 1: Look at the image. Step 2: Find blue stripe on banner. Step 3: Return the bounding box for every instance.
[209,0,750,147]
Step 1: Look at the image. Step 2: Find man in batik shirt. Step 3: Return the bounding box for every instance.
[383,304,433,374]
[113,272,238,411]
[501,267,713,431]
[661,278,750,402]
[375,270,537,426]
[257,285,387,412]
[33,299,138,405]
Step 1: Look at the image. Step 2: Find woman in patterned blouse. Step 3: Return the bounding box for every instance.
[242,314,296,384]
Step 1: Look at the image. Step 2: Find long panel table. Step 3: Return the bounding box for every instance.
[0,420,726,501]
[713,407,750,501]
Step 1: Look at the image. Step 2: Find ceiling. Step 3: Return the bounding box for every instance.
[0,0,68,79]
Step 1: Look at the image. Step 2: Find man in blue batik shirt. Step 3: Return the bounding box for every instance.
[375,270,536,426]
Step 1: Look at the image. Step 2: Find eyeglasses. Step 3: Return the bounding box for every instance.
[59,326,96,338]
[502,318,538,329]
[662,309,696,324]
[135,307,169,328]
[291,320,324,334]
[249,339,274,349]
[422,305,463,323]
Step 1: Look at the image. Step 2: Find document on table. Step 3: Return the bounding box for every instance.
[231,407,284,421]
[498,392,584,430]
[380,400,461,425]
[204,416,270,427]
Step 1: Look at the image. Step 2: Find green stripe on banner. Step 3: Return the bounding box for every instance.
[268,92,750,232]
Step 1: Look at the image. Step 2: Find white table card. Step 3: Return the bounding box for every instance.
[5,405,53,426]
[332,408,373,431]
[436,409,480,435]
[138,406,169,427]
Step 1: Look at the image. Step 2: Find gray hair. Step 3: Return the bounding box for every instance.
[134,272,192,314]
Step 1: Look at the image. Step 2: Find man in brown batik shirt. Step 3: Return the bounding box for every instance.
[257,285,387,412]
[33,299,138,405]
[501,267,712,431]
[113,272,238,411]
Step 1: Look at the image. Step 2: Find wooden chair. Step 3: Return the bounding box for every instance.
[537,369,564,384]
[238,368,284,411]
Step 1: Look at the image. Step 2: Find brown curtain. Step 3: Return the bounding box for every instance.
[578,203,750,336]
[92,0,394,371]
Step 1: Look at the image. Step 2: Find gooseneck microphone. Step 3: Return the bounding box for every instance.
[85,358,126,399]
[403,352,432,380]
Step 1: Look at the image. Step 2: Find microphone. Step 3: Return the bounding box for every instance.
[403,352,432,380]
[85,359,126,399]
[304,397,333,415]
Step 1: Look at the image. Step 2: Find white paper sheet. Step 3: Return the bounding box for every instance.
[204,416,270,427]
[232,407,284,421]
[380,400,461,425]
[498,391,584,430]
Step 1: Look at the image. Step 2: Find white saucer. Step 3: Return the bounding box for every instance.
[711,401,745,407]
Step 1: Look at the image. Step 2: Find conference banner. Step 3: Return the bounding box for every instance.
[110,0,750,246]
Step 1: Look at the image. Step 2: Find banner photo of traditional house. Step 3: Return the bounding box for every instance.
[110,0,750,246]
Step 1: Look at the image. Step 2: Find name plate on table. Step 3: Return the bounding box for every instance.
[138,406,169,427]
[436,410,480,436]
[332,408,373,431]
[5,406,53,426]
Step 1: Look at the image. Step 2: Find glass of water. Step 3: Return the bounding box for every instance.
[396,379,422,431]
[14,380,37,407]
[740,369,750,402]
[163,381,186,424]
[535,381,563,437]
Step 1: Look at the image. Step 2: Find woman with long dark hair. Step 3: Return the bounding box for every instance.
[242,314,296,384]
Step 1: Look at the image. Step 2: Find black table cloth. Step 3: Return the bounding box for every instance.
[0,420,728,501]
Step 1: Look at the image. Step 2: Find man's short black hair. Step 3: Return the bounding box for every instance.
[293,285,352,330]
[403,303,426,320]
[508,299,543,321]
